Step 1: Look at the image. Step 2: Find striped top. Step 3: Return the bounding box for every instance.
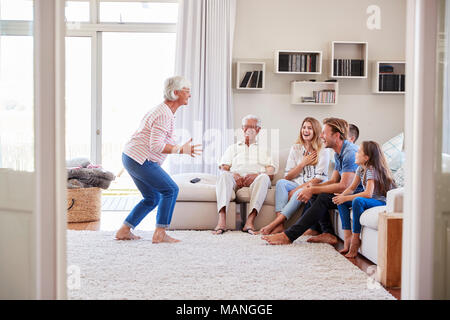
[123,103,175,165]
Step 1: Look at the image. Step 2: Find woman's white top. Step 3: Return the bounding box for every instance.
[284,144,330,185]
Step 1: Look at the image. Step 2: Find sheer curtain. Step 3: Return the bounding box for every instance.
[443,0,450,154]
[169,0,236,175]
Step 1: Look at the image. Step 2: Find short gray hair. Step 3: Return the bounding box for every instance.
[164,76,191,101]
[241,114,261,127]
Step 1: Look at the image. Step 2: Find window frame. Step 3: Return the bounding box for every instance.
[1,0,178,164]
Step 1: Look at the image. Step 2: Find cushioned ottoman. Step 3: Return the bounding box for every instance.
[169,173,236,230]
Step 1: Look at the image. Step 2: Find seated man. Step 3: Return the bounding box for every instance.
[262,117,363,245]
[348,123,360,144]
[213,114,277,235]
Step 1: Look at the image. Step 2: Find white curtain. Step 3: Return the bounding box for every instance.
[443,0,450,154]
[169,0,236,175]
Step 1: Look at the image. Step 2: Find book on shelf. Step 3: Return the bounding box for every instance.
[333,59,364,76]
[257,70,263,88]
[312,89,335,104]
[279,53,318,72]
[248,71,259,88]
[239,71,253,88]
[279,54,289,72]
[378,73,405,92]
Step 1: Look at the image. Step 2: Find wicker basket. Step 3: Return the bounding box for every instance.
[67,187,102,223]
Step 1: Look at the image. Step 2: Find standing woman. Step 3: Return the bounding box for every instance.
[115,76,202,243]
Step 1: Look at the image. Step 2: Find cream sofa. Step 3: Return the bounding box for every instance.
[169,147,405,264]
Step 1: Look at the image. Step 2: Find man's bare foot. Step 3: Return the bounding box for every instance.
[261,232,292,245]
[345,238,361,258]
[152,229,180,243]
[302,228,320,236]
[115,225,141,240]
[306,232,338,245]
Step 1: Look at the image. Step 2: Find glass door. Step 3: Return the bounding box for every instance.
[101,32,176,193]
[0,0,36,299]
[65,36,92,161]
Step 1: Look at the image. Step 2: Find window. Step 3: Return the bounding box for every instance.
[0,27,34,171]
[63,0,178,192]
[65,1,90,22]
[99,1,178,23]
[0,0,33,20]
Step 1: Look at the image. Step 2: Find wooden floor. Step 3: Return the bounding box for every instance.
[68,211,401,300]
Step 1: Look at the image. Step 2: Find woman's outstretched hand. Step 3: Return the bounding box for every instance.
[180,138,202,157]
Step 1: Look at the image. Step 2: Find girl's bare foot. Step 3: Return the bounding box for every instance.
[115,224,141,240]
[345,236,361,258]
[339,239,351,254]
[339,231,352,254]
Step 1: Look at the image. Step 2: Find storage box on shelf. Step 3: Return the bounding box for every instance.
[274,50,322,74]
[290,80,338,105]
[372,61,405,94]
[331,41,368,78]
[236,61,265,90]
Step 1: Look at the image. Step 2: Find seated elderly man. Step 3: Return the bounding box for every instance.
[213,114,277,235]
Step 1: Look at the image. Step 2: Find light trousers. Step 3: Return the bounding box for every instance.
[216,171,271,217]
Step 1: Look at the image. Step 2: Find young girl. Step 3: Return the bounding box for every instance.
[332,141,396,258]
[258,117,329,235]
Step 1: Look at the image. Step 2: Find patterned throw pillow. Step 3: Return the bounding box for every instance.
[393,162,405,187]
[382,133,404,173]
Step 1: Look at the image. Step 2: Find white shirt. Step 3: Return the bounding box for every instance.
[285,144,330,185]
[219,141,277,176]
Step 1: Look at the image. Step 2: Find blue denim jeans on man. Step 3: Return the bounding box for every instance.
[122,153,179,229]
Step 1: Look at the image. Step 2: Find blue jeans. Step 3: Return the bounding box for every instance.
[337,197,386,233]
[122,153,179,229]
[275,179,304,220]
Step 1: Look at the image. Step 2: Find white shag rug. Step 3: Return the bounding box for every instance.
[67,230,395,300]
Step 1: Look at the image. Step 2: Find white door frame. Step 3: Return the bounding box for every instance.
[402,0,438,299]
[34,0,67,299]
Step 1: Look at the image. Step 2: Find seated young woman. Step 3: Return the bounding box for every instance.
[258,117,330,235]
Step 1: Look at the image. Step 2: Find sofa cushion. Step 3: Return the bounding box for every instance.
[171,173,235,202]
[236,186,275,206]
[359,205,387,230]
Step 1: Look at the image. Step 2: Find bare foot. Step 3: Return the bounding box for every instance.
[115,225,141,240]
[258,224,274,235]
[302,228,320,236]
[270,223,285,234]
[345,238,361,258]
[306,232,338,245]
[152,230,180,243]
[261,232,292,245]
[339,239,351,254]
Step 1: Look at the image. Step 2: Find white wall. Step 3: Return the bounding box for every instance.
[232,0,406,150]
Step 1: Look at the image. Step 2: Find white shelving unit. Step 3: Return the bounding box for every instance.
[330,41,368,78]
[290,81,338,105]
[372,61,406,94]
[236,61,265,90]
[274,50,322,74]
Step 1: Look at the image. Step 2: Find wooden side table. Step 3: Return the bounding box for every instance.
[377,212,403,288]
